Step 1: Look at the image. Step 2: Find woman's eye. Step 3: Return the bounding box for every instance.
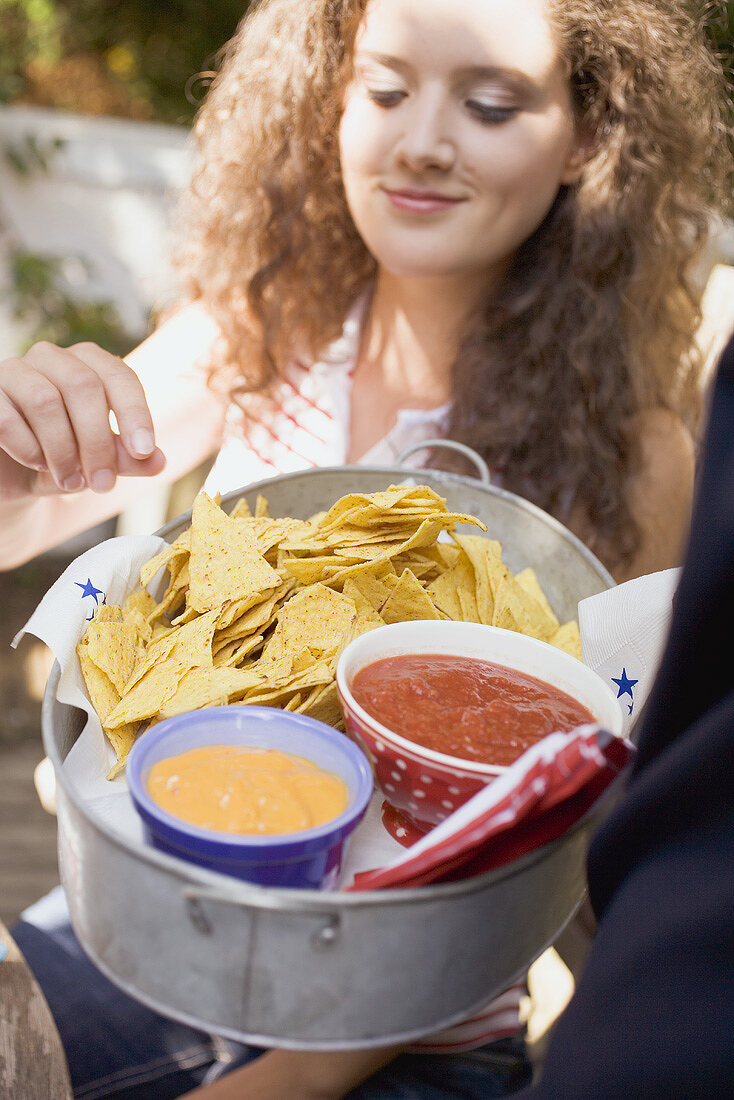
[467,100,516,124]
[367,89,407,108]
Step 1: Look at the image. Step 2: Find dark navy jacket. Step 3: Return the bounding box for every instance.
[518,332,734,1098]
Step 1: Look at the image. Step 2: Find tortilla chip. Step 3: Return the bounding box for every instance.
[123,607,153,646]
[84,618,141,696]
[549,621,582,660]
[213,633,266,668]
[492,574,558,641]
[229,497,252,519]
[169,605,199,627]
[297,682,344,728]
[514,568,560,630]
[157,665,265,719]
[77,644,140,773]
[448,586,475,626]
[453,535,504,625]
[380,569,441,625]
[188,493,281,613]
[124,589,158,620]
[215,591,281,642]
[342,579,386,631]
[284,555,361,585]
[425,570,462,620]
[347,571,392,612]
[104,608,222,728]
[103,724,139,779]
[77,644,119,723]
[87,604,120,624]
[140,530,190,589]
[259,584,357,672]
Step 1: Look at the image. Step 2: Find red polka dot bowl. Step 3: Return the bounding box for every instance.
[335,620,623,832]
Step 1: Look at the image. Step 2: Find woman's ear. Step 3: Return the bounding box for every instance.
[561,125,598,185]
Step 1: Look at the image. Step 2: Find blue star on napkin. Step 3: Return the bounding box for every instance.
[75,578,105,604]
[612,667,638,715]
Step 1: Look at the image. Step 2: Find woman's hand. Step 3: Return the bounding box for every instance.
[0,340,166,502]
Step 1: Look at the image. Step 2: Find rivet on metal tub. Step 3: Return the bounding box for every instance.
[312,916,340,951]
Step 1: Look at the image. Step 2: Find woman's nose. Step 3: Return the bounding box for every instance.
[395,95,456,172]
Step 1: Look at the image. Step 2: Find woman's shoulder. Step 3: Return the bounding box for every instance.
[628,406,695,486]
[617,406,695,580]
[631,405,694,450]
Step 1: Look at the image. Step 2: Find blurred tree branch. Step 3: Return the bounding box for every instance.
[0,0,250,124]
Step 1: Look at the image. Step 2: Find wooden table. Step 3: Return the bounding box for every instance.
[0,920,73,1100]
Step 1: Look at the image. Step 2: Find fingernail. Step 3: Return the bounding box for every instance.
[91,469,115,493]
[61,473,85,492]
[131,429,155,456]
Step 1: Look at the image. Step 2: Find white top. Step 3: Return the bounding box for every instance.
[204,298,454,494]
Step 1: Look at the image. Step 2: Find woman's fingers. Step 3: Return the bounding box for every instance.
[0,350,90,490]
[30,342,125,491]
[0,341,161,494]
[0,389,49,473]
[69,342,157,461]
[29,438,166,498]
[112,435,166,477]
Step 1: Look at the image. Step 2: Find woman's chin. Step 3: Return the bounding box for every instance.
[374,254,489,284]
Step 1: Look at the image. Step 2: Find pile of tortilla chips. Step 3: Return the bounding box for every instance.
[77,485,582,779]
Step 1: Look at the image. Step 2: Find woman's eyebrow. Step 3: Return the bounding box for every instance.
[354,51,411,75]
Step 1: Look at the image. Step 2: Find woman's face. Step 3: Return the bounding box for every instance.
[339,0,582,285]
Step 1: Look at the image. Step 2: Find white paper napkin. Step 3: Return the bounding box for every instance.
[578,568,680,737]
[14,535,167,829]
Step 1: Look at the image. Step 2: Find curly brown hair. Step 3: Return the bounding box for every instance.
[174,0,731,568]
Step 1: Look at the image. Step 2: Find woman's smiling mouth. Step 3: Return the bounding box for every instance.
[382,187,467,213]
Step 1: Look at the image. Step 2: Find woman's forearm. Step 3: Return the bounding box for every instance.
[0,475,171,570]
[182,1046,405,1100]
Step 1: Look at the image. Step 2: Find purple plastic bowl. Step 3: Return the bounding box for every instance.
[126,706,373,889]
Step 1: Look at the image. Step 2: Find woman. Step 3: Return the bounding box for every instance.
[0,0,728,580]
[3,1,730,1096]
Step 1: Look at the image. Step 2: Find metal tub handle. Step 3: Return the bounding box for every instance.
[183,885,343,950]
[396,439,491,485]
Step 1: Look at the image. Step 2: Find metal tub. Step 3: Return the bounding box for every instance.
[42,463,615,1049]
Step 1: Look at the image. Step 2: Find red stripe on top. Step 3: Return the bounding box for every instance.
[242,423,281,473]
[252,414,319,468]
[457,1001,522,1025]
[283,374,335,422]
[410,1023,523,1052]
[408,985,524,1052]
[271,398,330,448]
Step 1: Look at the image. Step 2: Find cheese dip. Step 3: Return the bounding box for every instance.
[147,745,348,835]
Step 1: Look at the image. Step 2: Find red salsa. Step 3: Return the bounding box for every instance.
[352,654,594,766]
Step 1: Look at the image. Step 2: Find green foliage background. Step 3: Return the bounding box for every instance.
[0,2,256,352]
[0,0,253,124]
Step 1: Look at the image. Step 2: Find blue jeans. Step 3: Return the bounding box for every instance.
[13,887,532,1100]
